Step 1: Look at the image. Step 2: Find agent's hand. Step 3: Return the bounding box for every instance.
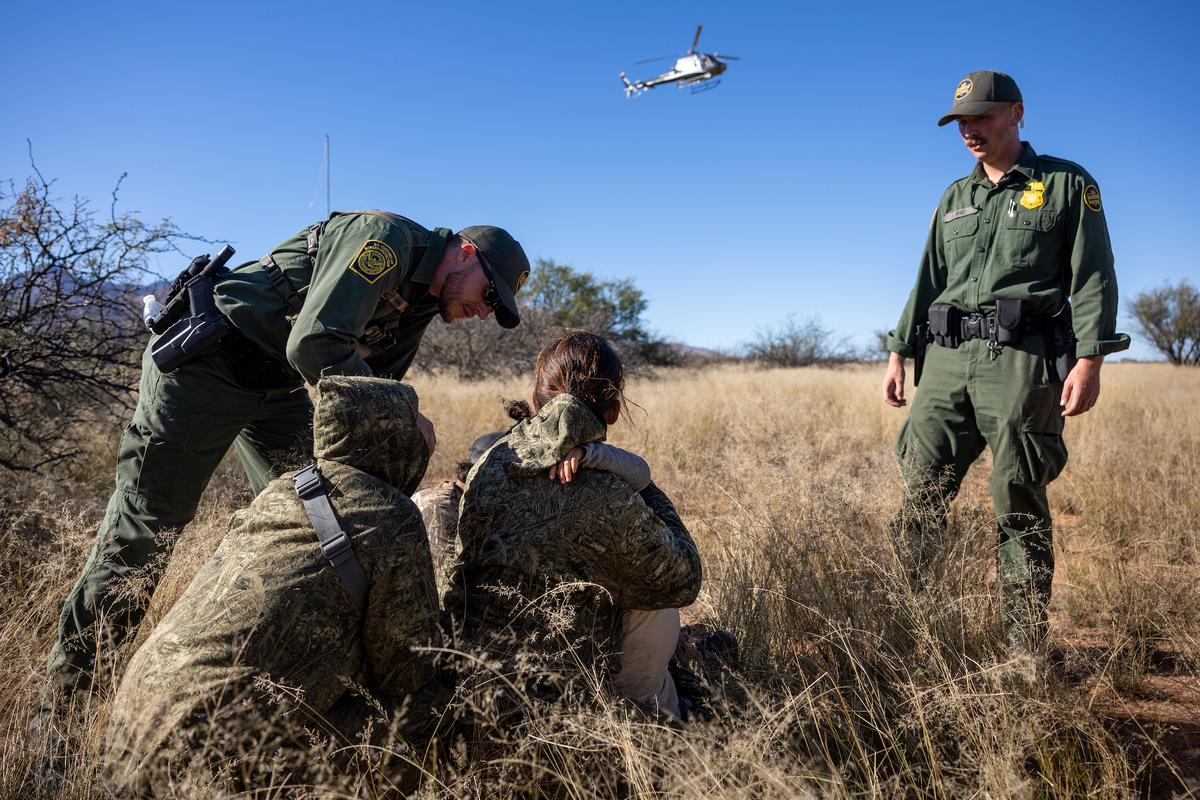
[883,353,907,407]
[416,411,437,454]
[1060,355,1103,417]
[549,446,585,484]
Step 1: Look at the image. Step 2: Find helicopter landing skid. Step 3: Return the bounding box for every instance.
[689,79,721,95]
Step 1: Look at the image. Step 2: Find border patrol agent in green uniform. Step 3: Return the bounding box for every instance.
[881,72,1129,651]
[45,211,531,697]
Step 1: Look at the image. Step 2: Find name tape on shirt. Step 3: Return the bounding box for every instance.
[1083,185,1102,213]
[348,240,398,284]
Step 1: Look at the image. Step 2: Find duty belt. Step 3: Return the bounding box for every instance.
[956,311,1055,342]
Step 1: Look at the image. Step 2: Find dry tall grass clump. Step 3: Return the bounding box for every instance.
[1,363,1196,798]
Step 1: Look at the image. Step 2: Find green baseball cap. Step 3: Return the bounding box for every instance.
[457,225,530,329]
[937,70,1022,127]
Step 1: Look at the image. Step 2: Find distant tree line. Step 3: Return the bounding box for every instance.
[5,161,1198,472]
[412,259,682,379]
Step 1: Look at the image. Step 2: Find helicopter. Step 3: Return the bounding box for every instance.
[620,25,740,97]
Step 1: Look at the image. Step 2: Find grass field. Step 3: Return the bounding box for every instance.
[2,362,1197,798]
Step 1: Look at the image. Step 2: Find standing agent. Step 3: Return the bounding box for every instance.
[881,71,1128,652]
[46,212,531,699]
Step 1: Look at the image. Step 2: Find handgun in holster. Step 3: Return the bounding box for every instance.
[150,245,236,373]
[912,322,930,387]
[1046,304,1078,384]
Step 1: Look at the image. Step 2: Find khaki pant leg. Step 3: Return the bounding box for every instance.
[612,608,681,718]
[969,336,1067,650]
[46,346,263,693]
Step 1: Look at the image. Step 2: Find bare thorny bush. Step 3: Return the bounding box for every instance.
[0,153,196,472]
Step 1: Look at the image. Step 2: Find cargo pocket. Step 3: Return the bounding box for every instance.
[893,418,911,461]
[1015,430,1068,487]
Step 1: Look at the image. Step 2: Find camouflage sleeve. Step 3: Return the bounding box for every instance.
[358,501,443,695]
[414,485,461,575]
[1064,173,1130,357]
[887,201,949,357]
[612,481,702,611]
[285,215,412,383]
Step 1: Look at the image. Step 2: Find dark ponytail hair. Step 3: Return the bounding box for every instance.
[506,331,627,425]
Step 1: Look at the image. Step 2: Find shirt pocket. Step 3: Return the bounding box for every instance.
[998,208,1060,270]
[941,212,979,277]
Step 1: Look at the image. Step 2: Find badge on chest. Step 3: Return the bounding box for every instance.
[1019,180,1046,210]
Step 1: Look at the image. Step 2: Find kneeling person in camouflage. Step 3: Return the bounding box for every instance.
[105,377,444,796]
[413,431,504,594]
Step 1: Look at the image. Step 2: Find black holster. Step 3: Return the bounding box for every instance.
[150,275,230,372]
[912,322,930,387]
[1045,305,1078,384]
[149,245,236,373]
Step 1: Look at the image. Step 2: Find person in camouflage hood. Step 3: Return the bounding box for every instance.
[104,376,443,796]
[443,332,701,720]
[413,431,504,595]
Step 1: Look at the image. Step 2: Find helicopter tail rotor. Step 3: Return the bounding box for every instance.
[619,71,640,97]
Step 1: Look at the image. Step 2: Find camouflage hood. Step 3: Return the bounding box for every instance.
[502,393,608,478]
[312,376,429,495]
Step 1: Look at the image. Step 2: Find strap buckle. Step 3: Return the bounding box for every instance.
[318,529,354,566]
[292,464,323,498]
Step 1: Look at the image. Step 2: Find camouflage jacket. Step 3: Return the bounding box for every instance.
[412,479,463,596]
[443,394,701,676]
[105,377,441,789]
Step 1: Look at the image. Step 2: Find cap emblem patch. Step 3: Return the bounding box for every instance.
[954,79,973,101]
[348,240,398,284]
[1019,180,1045,210]
[1083,184,1102,213]
[515,270,529,292]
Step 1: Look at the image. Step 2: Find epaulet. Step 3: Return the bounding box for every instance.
[944,174,974,194]
[1036,154,1091,177]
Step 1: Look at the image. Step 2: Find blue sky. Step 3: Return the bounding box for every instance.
[5,0,1197,360]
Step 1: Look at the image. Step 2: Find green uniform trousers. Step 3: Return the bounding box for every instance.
[892,335,1068,650]
[46,343,312,692]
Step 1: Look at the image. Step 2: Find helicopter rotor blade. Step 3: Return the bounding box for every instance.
[635,54,678,65]
[690,25,703,53]
[712,54,741,60]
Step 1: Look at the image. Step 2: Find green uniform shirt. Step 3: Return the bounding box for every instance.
[886,143,1130,358]
[214,212,449,384]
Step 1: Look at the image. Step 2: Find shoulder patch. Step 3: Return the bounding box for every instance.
[1083,184,1102,213]
[347,240,398,284]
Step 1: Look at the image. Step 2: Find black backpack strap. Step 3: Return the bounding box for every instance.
[261,255,305,316]
[293,464,367,612]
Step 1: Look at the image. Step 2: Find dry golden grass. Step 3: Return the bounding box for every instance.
[2,362,1198,798]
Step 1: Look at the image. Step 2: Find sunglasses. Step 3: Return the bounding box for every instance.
[472,246,503,311]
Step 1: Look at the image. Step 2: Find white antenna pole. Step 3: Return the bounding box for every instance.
[324,134,331,216]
